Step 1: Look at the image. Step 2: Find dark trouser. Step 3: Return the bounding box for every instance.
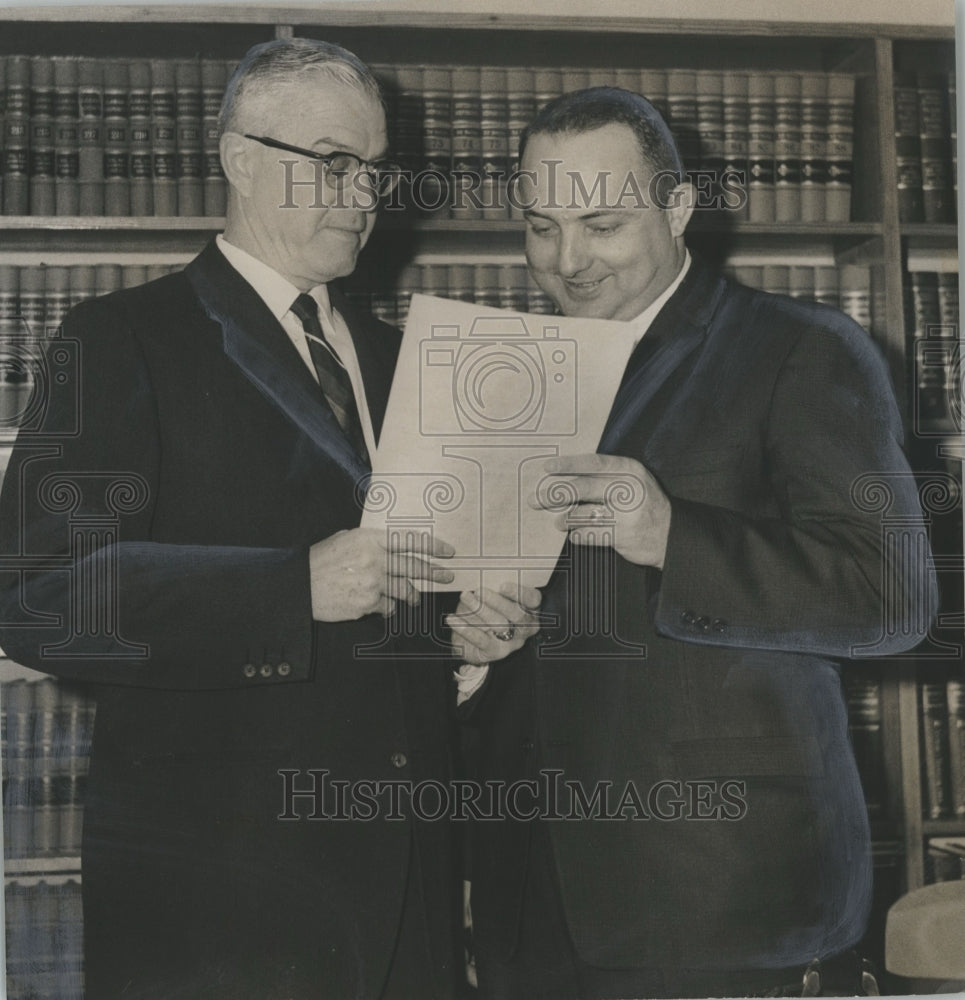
[381,836,442,1000]
[473,822,856,1000]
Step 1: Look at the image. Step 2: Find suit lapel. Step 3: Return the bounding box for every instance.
[599,257,726,456]
[185,241,370,484]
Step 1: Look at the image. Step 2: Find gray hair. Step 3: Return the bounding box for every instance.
[218,37,382,137]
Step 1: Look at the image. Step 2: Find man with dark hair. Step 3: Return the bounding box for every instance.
[0,37,466,999]
[450,87,937,999]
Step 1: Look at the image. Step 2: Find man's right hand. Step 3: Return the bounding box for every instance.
[309,528,455,621]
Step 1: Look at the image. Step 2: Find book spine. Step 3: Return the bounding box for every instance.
[479,67,508,221]
[761,264,790,298]
[788,265,816,302]
[3,55,30,214]
[921,680,952,819]
[917,72,955,224]
[799,72,827,223]
[814,265,840,310]
[948,71,958,209]
[151,58,178,216]
[42,265,70,336]
[176,59,204,217]
[533,68,563,114]
[127,60,153,216]
[894,71,924,223]
[450,67,482,221]
[421,67,451,217]
[0,264,28,431]
[201,59,227,217]
[18,265,46,340]
[526,274,556,314]
[639,69,669,125]
[77,57,104,215]
[497,263,529,312]
[69,264,96,308]
[474,264,500,308]
[722,72,750,220]
[102,61,130,215]
[844,670,885,818]
[95,264,123,298]
[447,264,474,304]
[947,678,965,819]
[773,73,802,222]
[29,56,56,216]
[666,69,698,178]
[505,67,535,221]
[746,72,776,222]
[0,55,5,209]
[561,68,590,93]
[695,71,725,211]
[53,56,80,216]
[839,265,872,332]
[394,263,422,328]
[392,66,423,213]
[826,74,855,222]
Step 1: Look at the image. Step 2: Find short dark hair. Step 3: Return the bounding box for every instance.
[518,86,684,181]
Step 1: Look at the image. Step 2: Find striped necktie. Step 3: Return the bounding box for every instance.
[290,293,369,463]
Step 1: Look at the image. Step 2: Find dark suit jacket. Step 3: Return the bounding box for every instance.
[0,241,455,999]
[467,256,938,976]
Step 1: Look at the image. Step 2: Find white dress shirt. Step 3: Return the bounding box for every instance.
[454,251,692,705]
[216,234,377,458]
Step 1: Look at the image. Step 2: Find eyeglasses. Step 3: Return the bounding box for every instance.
[243,134,403,197]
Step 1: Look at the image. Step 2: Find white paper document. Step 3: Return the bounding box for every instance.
[362,294,639,591]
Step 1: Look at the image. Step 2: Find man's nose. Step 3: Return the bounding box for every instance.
[556,231,590,277]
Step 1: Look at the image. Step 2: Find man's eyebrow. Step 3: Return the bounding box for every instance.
[523,209,625,221]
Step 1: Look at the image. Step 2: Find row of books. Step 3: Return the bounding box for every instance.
[894,71,957,225]
[0,56,857,223]
[3,679,94,859]
[374,65,857,223]
[342,262,876,332]
[925,836,965,884]
[0,259,887,338]
[0,262,181,338]
[906,271,960,429]
[5,877,84,1000]
[920,677,965,821]
[1,55,229,218]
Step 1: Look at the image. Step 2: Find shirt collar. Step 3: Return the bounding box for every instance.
[628,249,691,344]
[215,234,334,322]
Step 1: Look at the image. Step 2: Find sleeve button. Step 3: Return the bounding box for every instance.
[277,661,292,677]
[259,663,273,678]
[242,663,257,678]
[696,616,711,632]
[712,618,727,632]
[680,610,696,624]
[390,751,408,769]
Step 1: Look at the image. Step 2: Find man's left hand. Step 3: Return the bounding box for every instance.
[536,454,672,570]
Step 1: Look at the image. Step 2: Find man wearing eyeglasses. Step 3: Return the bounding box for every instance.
[0,38,459,1000]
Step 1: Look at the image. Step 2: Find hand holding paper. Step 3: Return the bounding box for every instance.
[362,295,641,592]
[536,453,672,570]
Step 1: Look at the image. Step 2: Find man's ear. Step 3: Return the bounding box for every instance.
[666,180,695,235]
[219,132,255,199]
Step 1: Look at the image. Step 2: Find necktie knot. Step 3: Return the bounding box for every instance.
[291,292,322,335]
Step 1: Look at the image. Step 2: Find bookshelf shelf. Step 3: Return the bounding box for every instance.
[3,857,81,877]
[922,820,965,836]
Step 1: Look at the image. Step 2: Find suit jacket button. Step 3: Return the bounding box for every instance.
[696,616,711,632]
[260,663,273,678]
[242,663,257,678]
[390,752,408,769]
[521,739,534,753]
[680,610,696,624]
[712,618,727,632]
[277,661,292,677]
